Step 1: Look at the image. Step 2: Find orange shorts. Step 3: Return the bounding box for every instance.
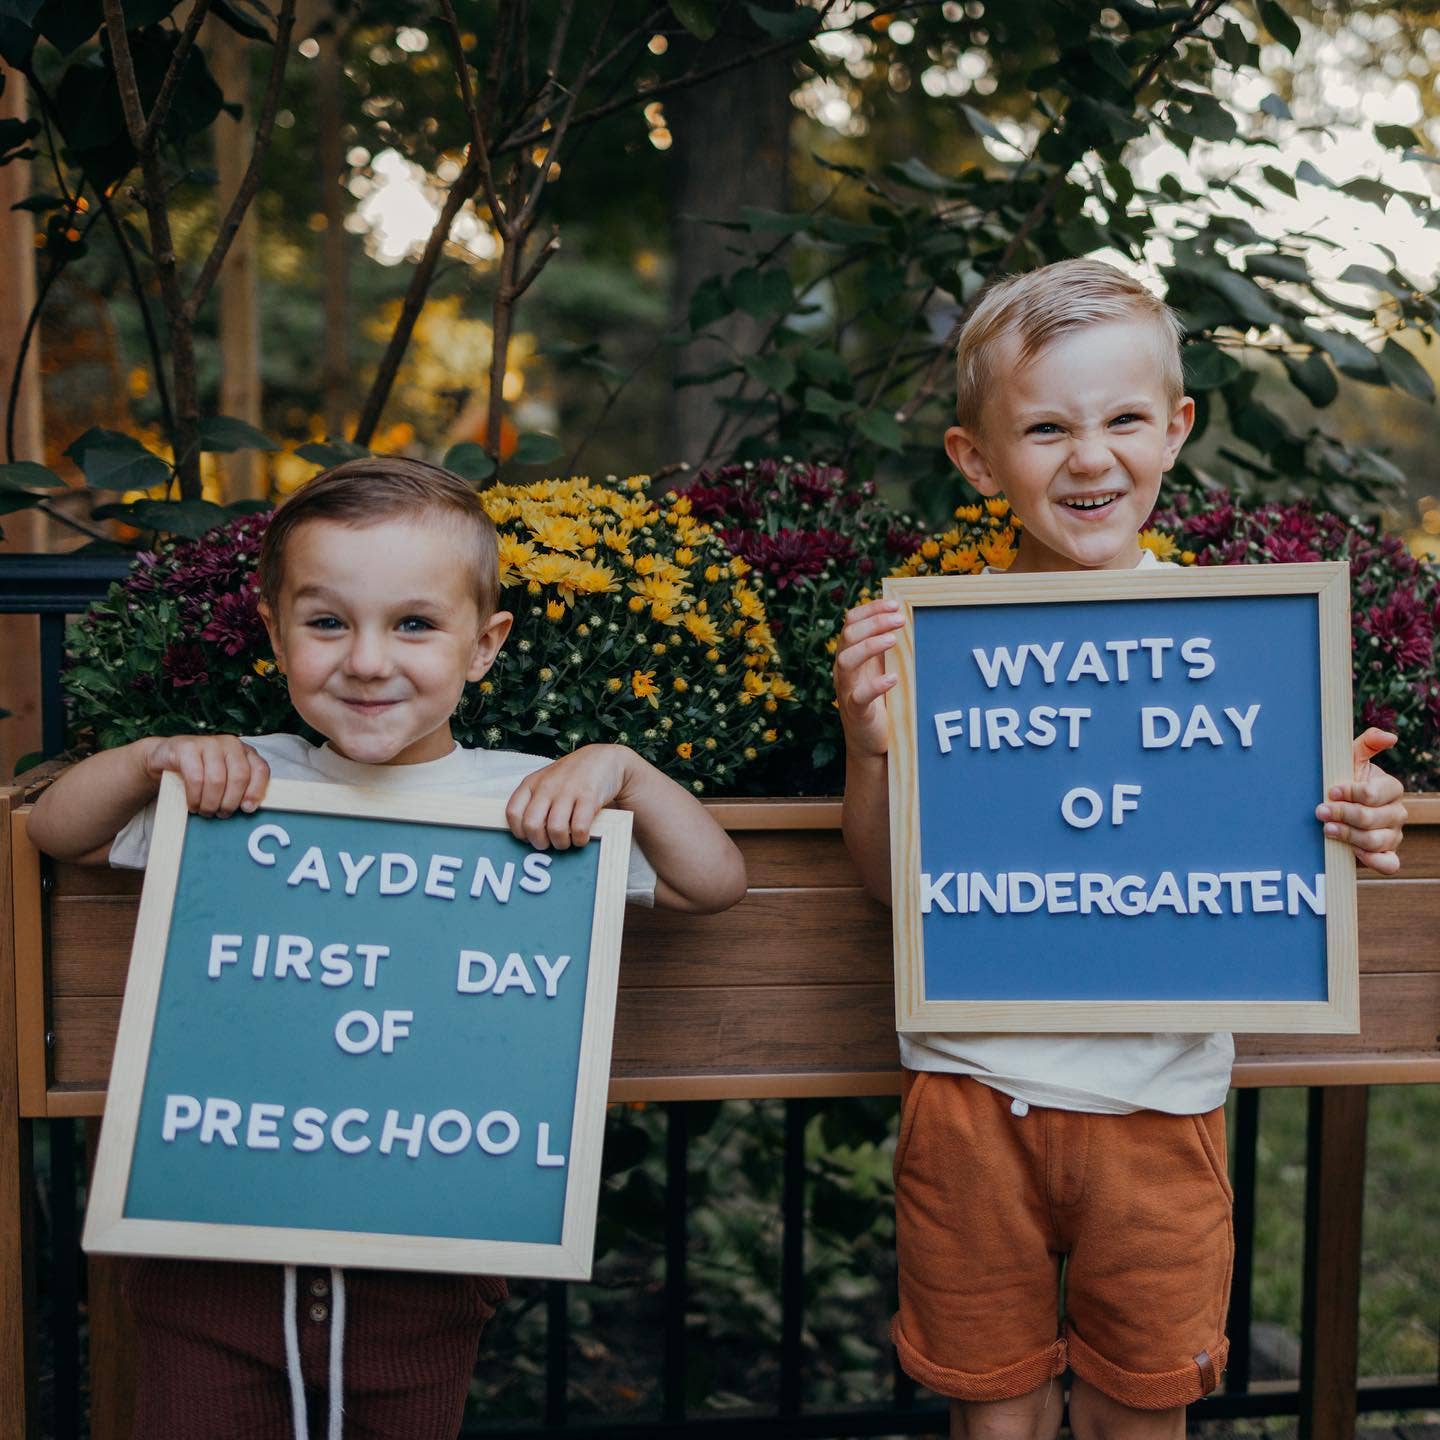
[892,1072,1232,1411]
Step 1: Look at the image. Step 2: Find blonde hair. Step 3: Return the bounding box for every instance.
[257,457,500,616]
[954,258,1185,429]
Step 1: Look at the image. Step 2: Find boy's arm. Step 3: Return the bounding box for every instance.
[834,597,906,907]
[505,745,748,913]
[26,735,270,863]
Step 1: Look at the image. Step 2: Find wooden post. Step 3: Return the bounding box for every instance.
[0,789,39,1439]
[208,19,264,499]
[1298,1084,1368,1440]
[0,69,48,782]
[85,1121,138,1440]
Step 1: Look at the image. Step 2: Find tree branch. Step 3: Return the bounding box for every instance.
[141,0,217,152]
[436,0,506,236]
[183,0,296,321]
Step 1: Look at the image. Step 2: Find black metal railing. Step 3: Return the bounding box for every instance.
[4,554,1440,1439]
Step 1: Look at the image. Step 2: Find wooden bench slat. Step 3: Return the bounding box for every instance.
[45,877,1440,999]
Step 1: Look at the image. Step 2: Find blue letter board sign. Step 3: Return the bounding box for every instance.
[882,562,1358,1034]
[84,774,632,1279]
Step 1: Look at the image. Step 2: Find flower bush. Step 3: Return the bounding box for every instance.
[677,459,923,787]
[62,477,790,793]
[1152,491,1440,792]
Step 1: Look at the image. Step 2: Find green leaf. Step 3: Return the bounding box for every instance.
[1167,91,1238,143]
[294,439,369,466]
[803,387,856,418]
[740,206,812,235]
[63,427,172,491]
[10,190,64,214]
[1245,252,1309,285]
[668,0,717,40]
[1338,263,1410,300]
[1198,268,1287,328]
[744,352,796,392]
[1295,159,1336,189]
[1280,352,1337,408]
[197,415,279,453]
[857,410,903,452]
[1218,20,1253,67]
[744,3,820,40]
[730,265,793,319]
[211,0,273,43]
[1374,123,1420,150]
[1257,0,1301,53]
[884,156,962,193]
[512,432,565,467]
[0,460,65,491]
[960,104,1015,149]
[797,347,851,386]
[1261,164,1296,198]
[90,498,228,538]
[687,275,732,331]
[1259,92,1291,120]
[35,0,99,55]
[1377,339,1436,404]
[1182,340,1243,390]
[1304,325,1383,383]
[442,442,497,483]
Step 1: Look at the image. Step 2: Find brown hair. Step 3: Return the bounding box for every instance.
[954,258,1185,430]
[257,457,500,616]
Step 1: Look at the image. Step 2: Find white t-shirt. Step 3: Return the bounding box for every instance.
[897,550,1234,1115]
[111,733,659,906]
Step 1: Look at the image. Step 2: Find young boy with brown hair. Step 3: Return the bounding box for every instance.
[29,457,748,1440]
[833,259,1407,1440]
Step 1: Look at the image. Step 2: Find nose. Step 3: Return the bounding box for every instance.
[343,626,393,680]
[1067,433,1110,478]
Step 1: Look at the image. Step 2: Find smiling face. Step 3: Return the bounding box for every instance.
[259,516,512,766]
[945,318,1194,573]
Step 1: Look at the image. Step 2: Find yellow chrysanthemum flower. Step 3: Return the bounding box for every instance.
[676,741,694,759]
[524,553,578,588]
[985,497,1010,518]
[631,669,660,706]
[606,677,623,693]
[742,670,766,696]
[733,586,764,620]
[684,612,721,645]
[768,676,795,702]
[954,503,984,523]
[569,563,620,595]
[546,600,566,621]
[674,677,689,692]
[253,658,276,677]
[1138,529,1179,562]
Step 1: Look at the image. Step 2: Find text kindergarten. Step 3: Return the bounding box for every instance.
[886,567,1357,1024]
[93,779,632,1267]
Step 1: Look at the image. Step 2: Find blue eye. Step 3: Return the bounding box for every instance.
[1028,423,1061,436]
[307,616,343,631]
[399,616,435,633]
[1110,413,1143,427]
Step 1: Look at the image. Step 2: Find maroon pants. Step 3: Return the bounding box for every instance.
[124,1260,506,1440]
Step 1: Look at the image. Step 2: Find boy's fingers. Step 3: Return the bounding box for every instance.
[843,672,898,712]
[570,796,598,846]
[1326,772,1405,809]
[241,757,270,812]
[177,750,207,809]
[1323,819,1403,854]
[1358,848,1402,876]
[1318,797,1407,831]
[843,598,899,627]
[1352,727,1397,771]
[833,631,898,675]
[840,610,904,649]
[217,765,250,818]
[545,795,576,851]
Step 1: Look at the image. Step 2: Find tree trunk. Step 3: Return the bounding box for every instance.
[208,16,263,497]
[317,23,350,440]
[0,69,49,779]
[667,38,792,467]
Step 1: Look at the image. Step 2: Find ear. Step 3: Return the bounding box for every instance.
[258,600,286,675]
[944,424,1001,497]
[467,609,514,683]
[1161,396,1196,471]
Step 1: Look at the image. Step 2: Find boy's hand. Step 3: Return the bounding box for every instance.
[834,598,906,759]
[142,734,270,818]
[506,744,631,850]
[1317,727,1407,875]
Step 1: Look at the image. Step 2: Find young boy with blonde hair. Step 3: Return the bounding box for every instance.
[30,457,748,1440]
[833,259,1407,1440]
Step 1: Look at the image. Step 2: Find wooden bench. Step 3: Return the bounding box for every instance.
[4,786,1439,1439]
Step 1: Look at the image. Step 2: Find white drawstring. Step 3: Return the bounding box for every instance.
[327,1268,347,1440]
[283,1264,347,1439]
[283,1265,307,1440]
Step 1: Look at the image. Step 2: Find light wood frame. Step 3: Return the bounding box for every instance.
[83,773,633,1280]
[883,561,1358,1034]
